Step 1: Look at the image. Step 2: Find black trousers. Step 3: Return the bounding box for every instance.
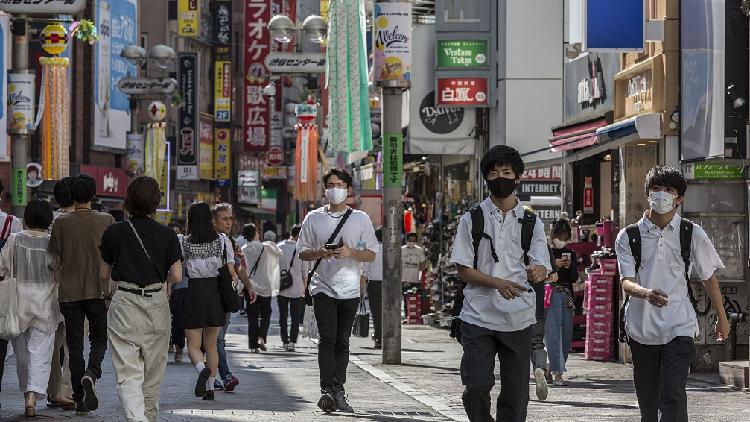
[366,281,382,341]
[460,322,532,422]
[247,295,272,349]
[0,338,7,393]
[629,336,696,422]
[170,288,188,349]
[59,299,108,402]
[278,296,305,344]
[313,293,359,391]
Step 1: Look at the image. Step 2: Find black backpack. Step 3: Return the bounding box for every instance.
[450,205,537,343]
[618,219,699,343]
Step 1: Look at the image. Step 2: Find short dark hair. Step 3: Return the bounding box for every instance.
[186,202,219,244]
[53,177,74,208]
[243,223,257,241]
[550,218,572,240]
[323,168,353,188]
[291,224,302,238]
[70,173,97,204]
[211,203,233,216]
[406,232,418,241]
[24,199,53,230]
[480,145,524,180]
[644,165,687,197]
[375,227,383,243]
[124,176,161,218]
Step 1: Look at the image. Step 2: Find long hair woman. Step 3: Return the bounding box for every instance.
[182,202,238,400]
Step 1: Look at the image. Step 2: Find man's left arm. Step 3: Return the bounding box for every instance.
[527,218,552,282]
[693,228,729,341]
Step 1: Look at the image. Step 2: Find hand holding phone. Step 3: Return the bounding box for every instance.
[325,238,344,250]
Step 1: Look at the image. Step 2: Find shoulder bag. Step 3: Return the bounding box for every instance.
[0,242,19,339]
[217,236,241,313]
[279,249,296,291]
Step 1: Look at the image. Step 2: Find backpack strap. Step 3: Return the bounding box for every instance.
[679,219,700,312]
[469,205,498,269]
[625,224,642,273]
[0,215,13,240]
[519,208,536,266]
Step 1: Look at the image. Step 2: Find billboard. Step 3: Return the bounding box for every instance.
[243,0,271,151]
[199,114,213,179]
[585,0,644,52]
[373,2,412,83]
[178,53,199,180]
[178,0,199,37]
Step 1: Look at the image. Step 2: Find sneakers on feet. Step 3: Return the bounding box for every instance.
[373,339,382,350]
[224,376,239,393]
[258,339,267,351]
[534,368,548,401]
[317,389,336,413]
[174,349,183,363]
[195,368,211,397]
[74,400,89,416]
[81,371,98,411]
[333,388,354,413]
[287,343,295,352]
[202,390,215,401]
[214,380,224,391]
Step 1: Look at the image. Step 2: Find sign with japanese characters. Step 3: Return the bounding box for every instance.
[683,163,744,180]
[199,114,213,180]
[117,77,177,95]
[373,2,412,83]
[436,77,489,107]
[178,0,200,37]
[214,61,231,122]
[383,133,403,188]
[213,0,232,47]
[0,0,85,14]
[266,146,284,166]
[265,52,326,73]
[437,39,488,68]
[521,166,562,181]
[178,53,199,180]
[80,165,128,199]
[243,0,271,151]
[213,127,231,180]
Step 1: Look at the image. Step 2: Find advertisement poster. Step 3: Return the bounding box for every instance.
[178,53,199,180]
[583,176,594,214]
[214,61,231,122]
[373,2,412,82]
[0,0,85,14]
[126,133,144,175]
[7,73,34,134]
[178,0,199,37]
[0,15,8,161]
[158,142,171,211]
[199,114,213,179]
[214,127,231,180]
[94,0,137,151]
[243,0,271,151]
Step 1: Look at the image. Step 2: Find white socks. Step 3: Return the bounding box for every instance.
[207,377,215,391]
[195,361,206,374]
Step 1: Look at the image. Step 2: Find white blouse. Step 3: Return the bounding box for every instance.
[181,233,235,279]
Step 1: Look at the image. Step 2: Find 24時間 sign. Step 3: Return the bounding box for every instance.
[178,53,199,180]
[436,77,489,107]
[243,0,271,152]
[437,40,488,68]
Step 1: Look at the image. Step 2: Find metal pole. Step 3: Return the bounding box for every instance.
[11,16,29,216]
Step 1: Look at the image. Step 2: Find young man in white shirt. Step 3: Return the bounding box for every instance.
[298,168,377,414]
[277,224,307,351]
[615,166,729,422]
[450,145,550,422]
[361,227,383,349]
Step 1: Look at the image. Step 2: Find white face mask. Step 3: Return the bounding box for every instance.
[552,238,568,249]
[325,187,348,205]
[649,191,676,215]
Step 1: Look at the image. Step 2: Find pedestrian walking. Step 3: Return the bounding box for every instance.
[277,225,308,352]
[450,146,550,422]
[169,243,189,364]
[99,176,183,422]
[241,226,282,352]
[181,202,239,401]
[402,233,428,316]
[298,168,378,414]
[48,173,114,416]
[0,200,62,417]
[545,219,578,387]
[615,166,729,422]
[362,227,383,349]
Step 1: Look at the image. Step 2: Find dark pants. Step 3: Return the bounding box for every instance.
[0,338,7,393]
[313,293,359,391]
[629,336,696,422]
[170,288,188,349]
[530,282,546,369]
[366,281,382,341]
[59,299,108,402]
[246,295,272,349]
[278,296,305,344]
[460,322,532,422]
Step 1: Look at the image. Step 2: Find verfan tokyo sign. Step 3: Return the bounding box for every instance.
[437,39,488,68]
[0,0,85,14]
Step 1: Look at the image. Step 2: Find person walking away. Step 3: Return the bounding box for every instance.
[298,168,378,413]
[450,146,550,422]
[170,242,189,364]
[277,225,308,351]
[0,200,62,417]
[545,219,578,386]
[615,166,729,422]
[99,177,183,422]
[362,227,383,349]
[401,233,428,318]
[181,202,239,401]
[48,173,114,415]
[242,227,282,352]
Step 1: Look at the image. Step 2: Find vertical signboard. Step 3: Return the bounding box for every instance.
[383,133,403,188]
[178,53,199,180]
[243,0,271,151]
[0,15,8,160]
[583,176,594,214]
[7,73,34,134]
[585,0,644,52]
[199,114,213,179]
[214,61,231,122]
[214,127,231,180]
[11,168,26,206]
[158,141,171,211]
[373,3,412,83]
[213,0,232,48]
[94,0,137,151]
[178,0,200,37]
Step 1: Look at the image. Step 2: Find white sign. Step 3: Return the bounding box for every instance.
[238,170,259,187]
[126,133,144,175]
[177,165,199,181]
[7,73,35,134]
[264,52,326,73]
[0,0,85,14]
[373,3,412,83]
[117,77,177,95]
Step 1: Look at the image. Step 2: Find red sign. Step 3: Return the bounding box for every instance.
[80,165,129,199]
[267,146,284,166]
[436,77,489,107]
[243,0,272,151]
[583,176,594,214]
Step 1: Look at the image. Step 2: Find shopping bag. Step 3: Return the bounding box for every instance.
[352,297,370,338]
[303,305,319,339]
[544,284,553,309]
[0,276,20,340]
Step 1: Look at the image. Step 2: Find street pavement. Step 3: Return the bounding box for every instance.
[1,310,748,421]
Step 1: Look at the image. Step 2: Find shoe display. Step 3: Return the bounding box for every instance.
[195,367,211,397]
[174,349,183,363]
[534,368,548,401]
[317,389,336,413]
[224,376,239,392]
[81,371,99,411]
[74,400,89,416]
[202,390,215,401]
[333,388,354,413]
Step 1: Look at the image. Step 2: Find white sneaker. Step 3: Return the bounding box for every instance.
[288,343,296,352]
[534,368,548,401]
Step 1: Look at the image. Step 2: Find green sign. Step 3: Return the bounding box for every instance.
[692,164,744,180]
[383,133,403,188]
[11,168,27,207]
[437,39,489,68]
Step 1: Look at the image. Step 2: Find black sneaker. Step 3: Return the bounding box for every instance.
[75,400,89,416]
[333,388,354,413]
[202,390,215,401]
[195,368,211,397]
[214,380,224,391]
[81,371,98,411]
[317,389,336,413]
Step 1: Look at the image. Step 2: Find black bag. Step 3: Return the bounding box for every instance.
[280,250,296,291]
[352,296,370,338]
[218,240,240,313]
[305,208,354,306]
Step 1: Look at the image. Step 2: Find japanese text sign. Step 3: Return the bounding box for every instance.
[243,0,271,151]
[178,53,199,180]
[436,77,489,107]
[214,127,231,180]
[214,61,231,122]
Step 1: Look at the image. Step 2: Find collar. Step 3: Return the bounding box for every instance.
[641,212,681,232]
[482,197,525,219]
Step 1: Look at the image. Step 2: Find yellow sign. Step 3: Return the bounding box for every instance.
[214,61,231,122]
[154,210,172,226]
[214,127,231,180]
[178,0,199,37]
[320,0,330,22]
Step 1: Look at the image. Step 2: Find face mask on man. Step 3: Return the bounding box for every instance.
[649,191,676,215]
[325,187,348,205]
[552,238,568,249]
[486,177,517,198]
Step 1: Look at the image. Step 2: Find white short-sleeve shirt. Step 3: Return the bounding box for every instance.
[615,213,724,345]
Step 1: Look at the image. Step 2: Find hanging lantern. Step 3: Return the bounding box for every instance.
[148,101,167,122]
[40,24,69,56]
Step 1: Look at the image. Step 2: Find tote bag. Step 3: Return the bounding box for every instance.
[0,252,20,340]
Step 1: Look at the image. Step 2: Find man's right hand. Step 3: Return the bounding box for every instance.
[645,288,668,308]
[494,278,528,300]
[319,248,334,260]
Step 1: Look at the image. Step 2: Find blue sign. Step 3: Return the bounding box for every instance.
[586,0,644,52]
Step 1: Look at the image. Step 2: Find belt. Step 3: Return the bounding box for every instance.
[118,285,163,297]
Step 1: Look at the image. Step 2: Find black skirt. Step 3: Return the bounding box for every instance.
[185,277,226,329]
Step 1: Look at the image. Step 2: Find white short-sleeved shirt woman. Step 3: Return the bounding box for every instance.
[181,233,235,279]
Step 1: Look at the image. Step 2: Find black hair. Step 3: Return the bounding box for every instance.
[0,180,4,195]
[550,218,572,241]
[375,227,383,243]
[480,145,524,180]
[291,224,302,238]
[24,199,53,230]
[323,168,353,188]
[644,165,687,197]
[186,202,219,244]
[243,223,257,241]
[70,173,97,204]
[124,176,161,218]
[53,177,74,208]
[406,232,418,241]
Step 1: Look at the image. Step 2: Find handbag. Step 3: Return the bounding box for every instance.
[351,296,370,338]
[305,208,353,306]
[280,250,296,291]
[217,239,240,313]
[0,246,19,340]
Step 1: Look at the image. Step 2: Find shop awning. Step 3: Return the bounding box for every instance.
[548,119,608,152]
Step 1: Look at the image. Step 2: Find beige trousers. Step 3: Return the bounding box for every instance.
[47,321,73,398]
[108,282,171,422]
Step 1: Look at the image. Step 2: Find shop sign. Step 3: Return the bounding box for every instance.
[126,133,144,175]
[383,133,403,188]
[199,115,213,180]
[683,163,744,180]
[373,2,412,83]
[265,52,326,73]
[80,165,128,199]
[178,0,200,37]
[213,0,232,47]
[0,0,85,14]
[563,53,619,124]
[7,73,34,133]
[178,53,199,180]
[533,207,562,222]
[436,77,488,107]
[117,77,177,96]
[437,39,488,68]
[262,166,287,180]
[0,15,8,161]
[521,166,562,181]
[238,170,259,187]
[266,146,284,166]
[519,181,561,196]
[583,176,594,214]
[11,168,26,206]
[243,0,271,152]
[213,127,231,180]
[419,91,464,134]
[626,72,651,113]
[158,141,171,211]
[238,169,260,205]
[214,61,231,122]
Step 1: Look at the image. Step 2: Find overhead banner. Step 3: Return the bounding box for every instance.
[243,0,271,151]
[373,2,412,83]
[214,61,231,122]
[178,0,200,37]
[586,0,644,52]
[199,114,213,180]
[214,127,231,180]
[178,53,199,180]
[94,0,137,151]
[0,0,85,14]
